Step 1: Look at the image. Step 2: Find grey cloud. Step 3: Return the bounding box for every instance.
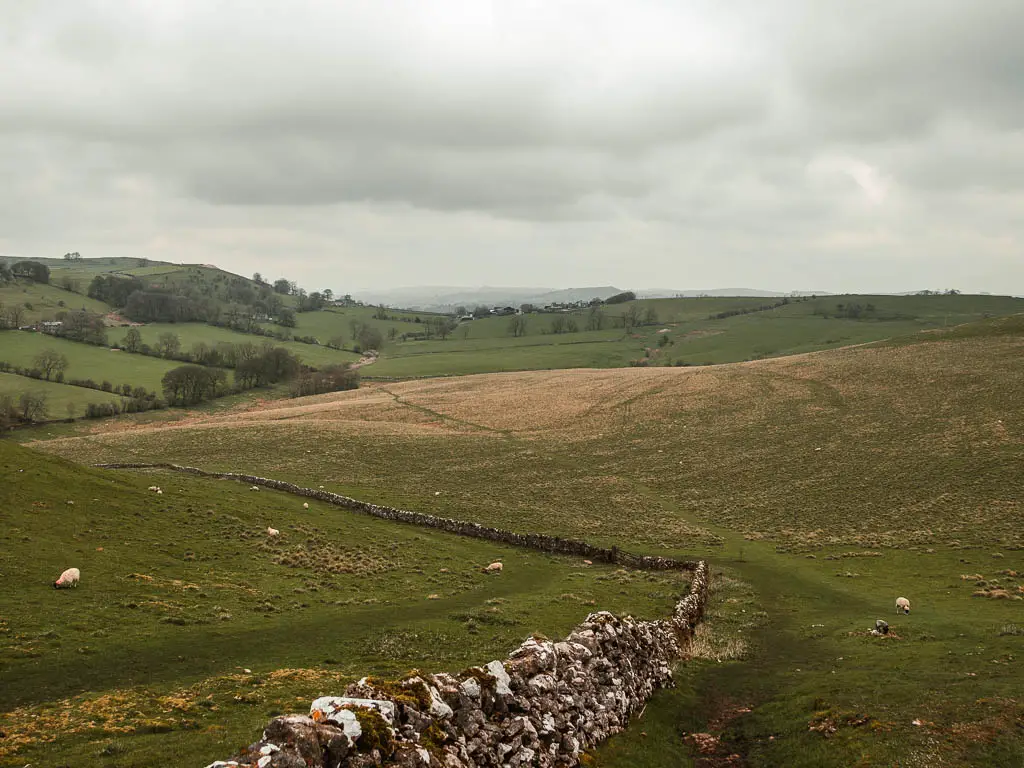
[0,1,1021,293]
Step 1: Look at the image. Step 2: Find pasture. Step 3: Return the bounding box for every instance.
[0,332,186,393]
[22,313,1024,765]
[128,322,361,369]
[0,281,111,323]
[366,293,1024,376]
[0,441,686,767]
[0,372,123,420]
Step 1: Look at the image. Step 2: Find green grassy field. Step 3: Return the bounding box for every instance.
[25,315,1023,766]
[128,322,360,368]
[0,373,124,420]
[0,281,112,323]
[364,294,1024,377]
[0,441,687,767]
[0,332,186,393]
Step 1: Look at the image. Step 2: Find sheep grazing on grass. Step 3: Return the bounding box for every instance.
[266,527,280,537]
[54,567,80,589]
[485,562,503,574]
[896,596,911,614]
[250,485,260,492]
[303,502,309,509]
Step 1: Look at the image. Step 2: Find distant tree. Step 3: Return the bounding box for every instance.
[89,274,143,307]
[190,341,224,366]
[11,260,50,283]
[62,251,82,261]
[233,346,301,388]
[288,281,298,296]
[387,327,398,341]
[519,303,536,314]
[586,306,605,331]
[277,307,297,327]
[156,332,182,359]
[374,305,389,320]
[60,276,81,293]
[290,364,360,398]
[357,326,384,352]
[162,365,227,405]
[120,327,142,353]
[431,316,454,340]
[273,278,292,295]
[18,391,48,421]
[658,333,670,347]
[33,349,68,381]
[622,304,641,332]
[322,289,334,303]
[4,303,25,328]
[0,263,13,283]
[252,272,266,285]
[642,306,659,326]
[455,305,468,316]
[327,334,346,350]
[566,318,579,333]
[508,315,528,337]
[471,305,491,318]
[550,315,567,334]
[605,291,636,305]
[57,310,107,345]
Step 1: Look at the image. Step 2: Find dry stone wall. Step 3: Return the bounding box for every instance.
[205,561,708,768]
[96,462,699,571]
[95,463,709,768]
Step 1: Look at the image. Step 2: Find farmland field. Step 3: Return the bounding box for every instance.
[0,332,187,393]
[365,293,1024,376]
[0,281,111,323]
[13,313,1023,766]
[0,372,123,419]
[129,322,360,368]
[0,441,686,767]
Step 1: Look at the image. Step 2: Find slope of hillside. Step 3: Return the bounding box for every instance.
[28,315,1024,766]
[0,440,683,767]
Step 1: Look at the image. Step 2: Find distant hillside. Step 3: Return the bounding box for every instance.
[0,255,174,270]
[355,285,835,309]
[352,286,624,311]
[635,288,832,298]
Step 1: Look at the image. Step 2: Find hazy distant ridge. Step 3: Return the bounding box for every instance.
[352,285,824,310]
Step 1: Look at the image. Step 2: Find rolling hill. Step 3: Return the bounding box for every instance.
[18,313,1024,765]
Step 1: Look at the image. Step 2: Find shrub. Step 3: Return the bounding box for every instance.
[85,402,121,419]
[290,365,360,398]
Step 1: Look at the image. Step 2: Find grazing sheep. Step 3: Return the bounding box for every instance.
[303,502,309,509]
[54,567,80,589]
[266,527,280,536]
[250,485,260,491]
[896,596,911,614]
[485,562,503,573]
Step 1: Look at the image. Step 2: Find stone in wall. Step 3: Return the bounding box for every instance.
[205,562,708,768]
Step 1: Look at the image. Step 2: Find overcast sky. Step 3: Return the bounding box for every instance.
[2,1,1022,294]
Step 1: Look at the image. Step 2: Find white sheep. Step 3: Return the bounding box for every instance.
[250,485,260,492]
[896,596,911,614]
[266,527,280,536]
[485,562,503,573]
[54,567,80,589]
[303,502,309,509]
